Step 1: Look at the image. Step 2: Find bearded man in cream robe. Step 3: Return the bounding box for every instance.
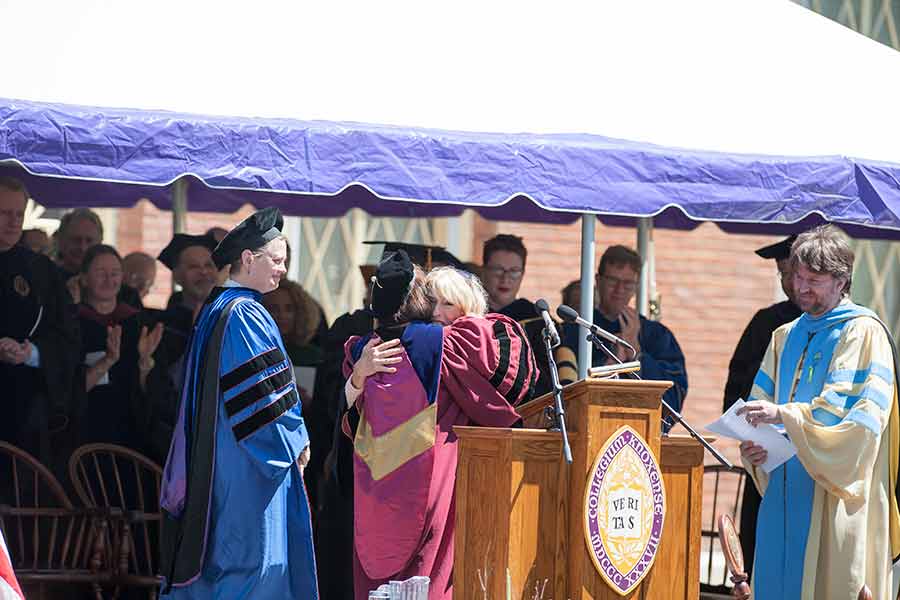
[738,225,900,600]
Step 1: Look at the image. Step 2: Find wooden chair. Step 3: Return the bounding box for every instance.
[69,443,163,599]
[700,464,747,598]
[0,441,113,600]
[717,514,750,599]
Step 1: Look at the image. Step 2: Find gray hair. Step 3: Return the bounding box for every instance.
[791,225,854,294]
[58,207,104,240]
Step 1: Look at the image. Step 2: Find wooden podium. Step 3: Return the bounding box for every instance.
[454,379,704,599]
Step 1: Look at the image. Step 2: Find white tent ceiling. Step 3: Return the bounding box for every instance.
[2,0,899,164]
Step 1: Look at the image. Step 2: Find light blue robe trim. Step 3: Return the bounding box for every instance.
[812,407,842,426]
[753,369,776,396]
[844,409,882,434]
[827,362,893,386]
[822,386,891,412]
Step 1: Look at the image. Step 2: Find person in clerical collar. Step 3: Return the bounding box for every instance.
[480,233,553,396]
[557,244,688,427]
[159,206,317,599]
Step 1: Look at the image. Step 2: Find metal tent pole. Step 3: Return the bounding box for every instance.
[578,214,596,380]
[172,178,188,234]
[637,217,652,317]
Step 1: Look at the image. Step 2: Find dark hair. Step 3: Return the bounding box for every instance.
[598,245,642,276]
[791,225,854,293]
[394,267,434,323]
[0,176,28,198]
[483,234,527,268]
[81,244,122,274]
[262,279,323,346]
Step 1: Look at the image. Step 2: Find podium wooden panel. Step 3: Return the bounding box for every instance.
[454,379,704,599]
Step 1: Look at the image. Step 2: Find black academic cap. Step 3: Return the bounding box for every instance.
[755,235,797,261]
[363,240,462,269]
[370,250,415,321]
[157,233,218,270]
[212,207,284,269]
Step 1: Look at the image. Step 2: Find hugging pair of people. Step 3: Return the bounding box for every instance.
[342,250,540,599]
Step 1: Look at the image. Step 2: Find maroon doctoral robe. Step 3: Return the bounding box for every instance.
[343,314,539,599]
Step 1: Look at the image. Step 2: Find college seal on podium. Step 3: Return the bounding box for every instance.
[583,425,665,595]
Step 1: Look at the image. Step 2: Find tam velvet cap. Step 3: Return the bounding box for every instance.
[158,234,218,270]
[369,249,415,321]
[755,235,797,261]
[211,207,284,269]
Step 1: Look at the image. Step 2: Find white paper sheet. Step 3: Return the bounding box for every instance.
[293,366,317,395]
[84,350,110,386]
[705,398,797,473]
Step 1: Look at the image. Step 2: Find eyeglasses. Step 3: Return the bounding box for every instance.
[599,274,638,292]
[484,265,524,280]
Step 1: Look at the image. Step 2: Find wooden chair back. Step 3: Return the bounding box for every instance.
[717,514,750,599]
[0,441,111,598]
[700,464,747,595]
[68,443,162,587]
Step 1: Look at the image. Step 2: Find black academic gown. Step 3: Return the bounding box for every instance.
[142,304,195,465]
[75,303,144,450]
[311,308,372,600]
[0,246,79,474]
[722,298,801,577]
[497,298,551,398]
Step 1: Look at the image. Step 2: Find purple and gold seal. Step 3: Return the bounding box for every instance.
[583,425,666,595]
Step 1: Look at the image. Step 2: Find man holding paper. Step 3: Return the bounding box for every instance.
[736,225,900,600]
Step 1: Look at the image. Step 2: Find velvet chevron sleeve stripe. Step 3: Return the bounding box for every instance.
[224,366,293,417]
[232,388,300,442]
[489,321,512,389]
[507,321,534,404]
[220,347,285,392]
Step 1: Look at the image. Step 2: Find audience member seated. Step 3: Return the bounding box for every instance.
[19,228,51,256]
[54,208,143,309]
[122,251,158,302]
[481,234,553,397]
[0,177,79,478]
[558,245,688,427]
[74,244,162,449]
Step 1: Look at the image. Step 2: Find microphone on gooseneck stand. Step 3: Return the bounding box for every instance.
[556,304,732,468]
[556,304,635,359]
[534,299,560,348]
[535,298,572,464]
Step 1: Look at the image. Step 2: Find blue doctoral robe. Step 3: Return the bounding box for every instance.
[159,286,318,599]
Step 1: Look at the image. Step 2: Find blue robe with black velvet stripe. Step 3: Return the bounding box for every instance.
[160,286,317,599]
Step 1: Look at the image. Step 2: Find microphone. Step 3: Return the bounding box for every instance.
[556,304,634,352]
[535,299,560,348]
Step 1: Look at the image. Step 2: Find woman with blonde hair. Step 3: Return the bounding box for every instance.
[425,266,488,325]
[342,252,539,598]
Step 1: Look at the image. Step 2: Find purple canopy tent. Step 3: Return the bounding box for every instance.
[2,98,900,237]
[2,96,900,377]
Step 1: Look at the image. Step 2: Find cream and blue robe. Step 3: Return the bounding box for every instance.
[743,299,900,600]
